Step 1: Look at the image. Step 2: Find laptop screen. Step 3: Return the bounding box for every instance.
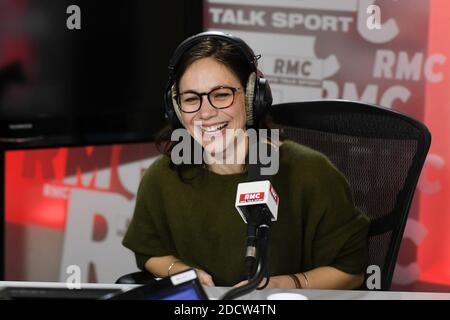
[106,269,209,300]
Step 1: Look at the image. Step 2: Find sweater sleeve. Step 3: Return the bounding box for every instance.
[302,153,370,275]
[122,157,173,270]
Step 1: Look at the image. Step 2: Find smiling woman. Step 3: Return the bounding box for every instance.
[158,31,274,177]
[177,57,247,167]
[122,31,370,289]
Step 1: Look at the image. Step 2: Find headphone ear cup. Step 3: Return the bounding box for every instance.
[164,84,183,128]
[164,86,174,122]
[252,76,273,126]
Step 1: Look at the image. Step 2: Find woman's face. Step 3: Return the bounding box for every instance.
[178,57,246,155]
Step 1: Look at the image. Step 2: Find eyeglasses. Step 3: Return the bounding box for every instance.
[177,86,242,113]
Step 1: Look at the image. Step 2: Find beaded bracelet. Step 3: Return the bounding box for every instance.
[288,274,302,289]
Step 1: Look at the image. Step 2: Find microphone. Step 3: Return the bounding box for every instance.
[235,180,279,223]
[221,141,279,299]
[235,179,279,279]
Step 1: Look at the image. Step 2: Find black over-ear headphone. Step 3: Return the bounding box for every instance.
[164,31,273,128]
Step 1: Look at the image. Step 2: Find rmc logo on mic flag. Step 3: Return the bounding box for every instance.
[235,180,279,222]
[239,192,265,203]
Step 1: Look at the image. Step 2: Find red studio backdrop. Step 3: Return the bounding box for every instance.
[4,143,159,283]
[5,145,141,230]
[419,0,450,288]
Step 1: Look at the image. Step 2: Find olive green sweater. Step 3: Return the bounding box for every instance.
[122,140,370,287]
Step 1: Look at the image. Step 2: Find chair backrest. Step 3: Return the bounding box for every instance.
[269,100,431,290]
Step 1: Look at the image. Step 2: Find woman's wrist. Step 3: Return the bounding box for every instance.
[167,260,190,276]
[167,260,181,276]
[267,275,295,289]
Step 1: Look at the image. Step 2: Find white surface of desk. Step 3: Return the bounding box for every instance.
[205,286,450,300]
[1,281,450,300]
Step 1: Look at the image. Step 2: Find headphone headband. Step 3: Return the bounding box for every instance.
[168,31,259,77]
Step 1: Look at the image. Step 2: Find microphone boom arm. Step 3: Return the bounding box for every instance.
[220,217,272,300]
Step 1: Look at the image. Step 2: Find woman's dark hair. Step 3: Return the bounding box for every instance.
[156,37,276,182]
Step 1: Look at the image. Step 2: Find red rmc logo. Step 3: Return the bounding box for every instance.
[239,192,265,202]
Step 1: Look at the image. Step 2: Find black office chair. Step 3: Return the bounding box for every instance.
[269,100,431,290]
[115,270,156,285]
[117,100,431,290]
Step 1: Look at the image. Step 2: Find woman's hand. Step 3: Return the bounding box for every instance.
[194,268,215,287]
[233,277,278,289]
[232,268,365,290]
